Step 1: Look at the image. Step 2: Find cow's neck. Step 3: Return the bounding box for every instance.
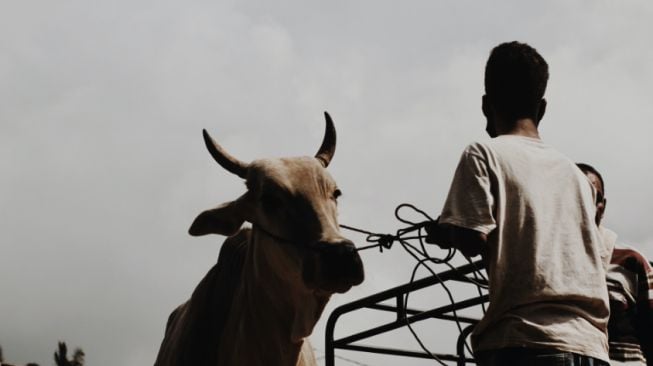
[224,227,329,366]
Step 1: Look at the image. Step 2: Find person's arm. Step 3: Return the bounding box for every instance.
[428,143,496,258]
[448,225,488,258]
[635,259,653,365]
[639,307,653,365]
[425,221,487,258]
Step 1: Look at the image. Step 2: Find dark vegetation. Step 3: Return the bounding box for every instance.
[0,342,84,366]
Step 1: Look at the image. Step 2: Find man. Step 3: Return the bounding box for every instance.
[426,41,611,365]
[578,163,653,366]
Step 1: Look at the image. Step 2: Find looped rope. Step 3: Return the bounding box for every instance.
[341,203,434,253]
[339,225,397,252]
[338,202,488,365]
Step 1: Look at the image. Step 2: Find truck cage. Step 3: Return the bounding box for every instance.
[325,260,489,366]
[325,256,653,365]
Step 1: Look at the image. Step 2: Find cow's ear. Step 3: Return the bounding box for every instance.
[189,198,248,237]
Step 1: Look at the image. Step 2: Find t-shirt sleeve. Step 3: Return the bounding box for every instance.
[636,256,653,310]
[636,257,653,356]
[439,144,497,235]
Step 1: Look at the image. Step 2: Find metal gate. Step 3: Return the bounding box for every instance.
[325,260,489,366]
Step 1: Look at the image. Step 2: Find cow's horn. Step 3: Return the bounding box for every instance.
[315,111,337,167]
[202,129,249,179]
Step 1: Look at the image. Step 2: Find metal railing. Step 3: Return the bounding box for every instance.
[325,261,489,366]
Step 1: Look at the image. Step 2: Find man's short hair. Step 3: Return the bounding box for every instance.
[577,162,606,195]
[484,41,549,122]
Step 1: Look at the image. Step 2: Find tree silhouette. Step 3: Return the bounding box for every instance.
[53,342,84,366]
[0,344,40,366]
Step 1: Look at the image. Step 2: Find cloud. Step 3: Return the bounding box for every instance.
[1,1,652,365]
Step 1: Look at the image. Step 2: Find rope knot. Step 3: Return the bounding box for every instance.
[377,234,395,252]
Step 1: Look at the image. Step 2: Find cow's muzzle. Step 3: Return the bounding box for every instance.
[302,239,365,293]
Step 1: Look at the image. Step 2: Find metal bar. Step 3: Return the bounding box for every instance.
[395,294,404,321]
[364,303,480,324]
[325,311,338,366]
[336,343,476,363]
[450,276,488,286]
[325,260,486,366]
[365,303,420,316]
[433,313,479,325]
[456,324,477,366]
[331,261,483,317]
[334,294,489,346]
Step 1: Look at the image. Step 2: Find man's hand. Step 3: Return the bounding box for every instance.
[425,218,487,258]
[424,217,454,249]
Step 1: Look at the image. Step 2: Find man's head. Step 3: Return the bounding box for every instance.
[483,41,549,137]
[577,162,607,226]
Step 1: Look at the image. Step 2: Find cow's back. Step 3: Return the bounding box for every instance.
[154,229,250,366]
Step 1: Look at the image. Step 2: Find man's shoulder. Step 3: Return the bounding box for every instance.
[464,135,548,151]
[461,140,491,157]
[461,136,567,163]
[612,241,653,272]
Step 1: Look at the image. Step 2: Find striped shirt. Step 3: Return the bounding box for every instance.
[604,227,653,365]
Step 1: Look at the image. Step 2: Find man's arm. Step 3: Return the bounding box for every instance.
[430,143,496,259]
[425,221,488,258]
[448,225,488,258]
[635,260,653,365]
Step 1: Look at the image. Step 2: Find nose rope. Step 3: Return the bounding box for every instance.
[252,224,345,252]
[341,203,435,253]
[251,224,303,248]
[253,203,437,253]
[338,224,396,252]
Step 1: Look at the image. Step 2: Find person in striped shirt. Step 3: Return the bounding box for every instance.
[578,163,653,366]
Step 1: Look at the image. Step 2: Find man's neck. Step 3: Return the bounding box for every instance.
[498,118,541,139]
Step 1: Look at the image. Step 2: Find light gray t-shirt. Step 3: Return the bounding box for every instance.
[440,135,611,361]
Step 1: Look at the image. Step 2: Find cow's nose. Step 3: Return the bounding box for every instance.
[339,240,356,253]
[315,239,356,253]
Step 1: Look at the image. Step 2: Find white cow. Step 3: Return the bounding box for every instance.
[154,112,365,366]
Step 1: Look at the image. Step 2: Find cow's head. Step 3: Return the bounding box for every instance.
[189,112,364,294]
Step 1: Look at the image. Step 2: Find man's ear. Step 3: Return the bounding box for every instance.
[598,198,607,221]
[189,194,251,237]
[482,95,490,118]
[482,95,498,138]
[537,98,547,122]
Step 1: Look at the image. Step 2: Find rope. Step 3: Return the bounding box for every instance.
[342,204,433,253]
[339,203,489,365]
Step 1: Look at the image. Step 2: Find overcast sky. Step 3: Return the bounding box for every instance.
[2,1,653,365]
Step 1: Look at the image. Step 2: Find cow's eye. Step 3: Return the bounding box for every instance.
[261,191,282,210]
[332,189,342,200]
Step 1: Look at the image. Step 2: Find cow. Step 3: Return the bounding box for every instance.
[154,112,365,366]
